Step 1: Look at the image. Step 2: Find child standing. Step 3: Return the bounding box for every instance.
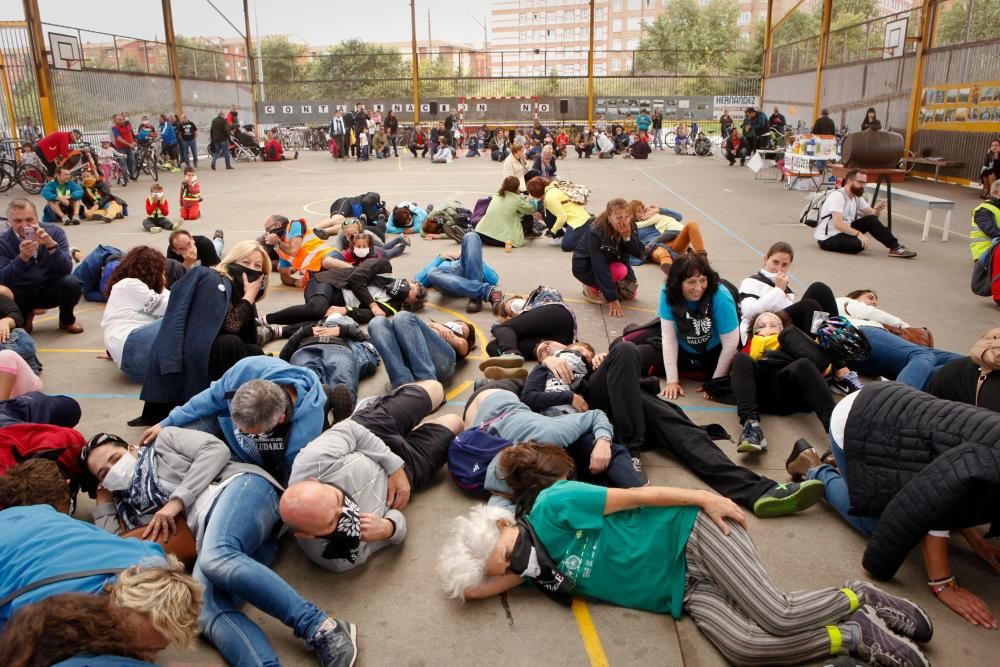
[94,138,125,183]
[144,183,177,233]
[358,128,370,161]
[180,166,202,220]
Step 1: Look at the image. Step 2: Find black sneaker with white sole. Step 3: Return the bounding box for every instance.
[737,419,767,453]
[830,371,864,396]
[844,606,930,667]
[848,581,934,644]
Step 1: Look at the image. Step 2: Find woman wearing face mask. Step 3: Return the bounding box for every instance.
[80,170,127,223]
[481,286,577,370]
[658,253,740,400]
[133,241,270,427]
[572,198,642,319]
[79,429,357,667]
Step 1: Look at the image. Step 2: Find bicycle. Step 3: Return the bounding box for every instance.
[134,139,160,182]
[0,157,45,195]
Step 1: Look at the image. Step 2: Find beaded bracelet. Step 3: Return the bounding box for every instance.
[928,576,957,596]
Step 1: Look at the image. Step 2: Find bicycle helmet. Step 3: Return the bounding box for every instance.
[815,315,871,362]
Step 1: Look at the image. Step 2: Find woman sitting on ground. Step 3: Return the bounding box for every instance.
[837,288,961,391]
[135,240,269,426]
[490,130,510,161]
[440,480,934,667]
[475,176,538,249]
[526,177,593,252]
[368,313,475,389]
[736,242,841,346]
[531,145,558,179]
[728,311,840,455]
[630,199,706,268]
[482,286,577,365]
[502,143,529,191]
[572,198,642,319]
[658,253,740,399]
[611,126,628,153]
[101,246,171,383]
[79,430,355,666]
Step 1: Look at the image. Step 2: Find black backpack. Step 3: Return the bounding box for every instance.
[971,241,1000,298]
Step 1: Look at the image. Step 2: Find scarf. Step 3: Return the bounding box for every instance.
[115,445,169,531]
[318,484,362,562]
[671,297,714,355]
[509,518,573,606]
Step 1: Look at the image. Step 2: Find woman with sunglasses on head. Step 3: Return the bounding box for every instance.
[79,428,359,667]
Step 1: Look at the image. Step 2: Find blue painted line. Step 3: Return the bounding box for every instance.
[637,167,807,289]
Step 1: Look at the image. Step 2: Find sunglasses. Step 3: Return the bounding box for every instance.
[81,432,129,462]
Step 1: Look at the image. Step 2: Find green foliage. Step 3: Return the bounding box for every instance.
[635,0,742,74]
[935,0,1000,47]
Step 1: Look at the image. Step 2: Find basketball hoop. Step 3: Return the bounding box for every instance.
[49,32,83,70]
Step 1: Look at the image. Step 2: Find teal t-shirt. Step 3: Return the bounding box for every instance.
[657,285,738,355]
[526,480,699,617]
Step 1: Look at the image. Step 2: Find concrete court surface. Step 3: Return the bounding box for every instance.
[3,145,998,667]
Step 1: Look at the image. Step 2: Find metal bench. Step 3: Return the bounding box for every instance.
[864,183,954,242]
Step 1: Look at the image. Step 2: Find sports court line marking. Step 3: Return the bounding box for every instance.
[572,598,610,667]
[445,380,472,402]
[33,305,101,323]
[636,167,808,288]
[62,393,140,399]
[564,297,656,314]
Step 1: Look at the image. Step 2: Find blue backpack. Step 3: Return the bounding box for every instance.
[448,416,512,491]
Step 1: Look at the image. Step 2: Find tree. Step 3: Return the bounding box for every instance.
[259,36,309,99]
[307,39,409,98]
[935,0,1000,47]
[636,0,739,74]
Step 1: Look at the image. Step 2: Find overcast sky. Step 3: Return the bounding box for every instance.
[2,0,494,48]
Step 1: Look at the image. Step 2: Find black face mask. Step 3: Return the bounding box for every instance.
[227,263,267,302]
[318,484,362,562]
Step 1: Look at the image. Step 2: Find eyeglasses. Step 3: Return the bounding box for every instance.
[81,432,129,462]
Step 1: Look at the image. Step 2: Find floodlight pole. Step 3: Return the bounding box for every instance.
[904,0,933,152]
[161,0,184,115]
[760,0,773,103]
[411,0,421,125]
[243,0,260,137]
[22,0,58,133]
[587,0,595,127]
[811,0,832,122]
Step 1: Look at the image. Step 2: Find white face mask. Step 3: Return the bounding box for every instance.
[101,451,137,491]
[508,298,526,315]
[353,247,370,258]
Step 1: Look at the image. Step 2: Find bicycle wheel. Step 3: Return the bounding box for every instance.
[0,161,15,192]
[150,153,159,181]
[16,163,45,194]
[115,164,127,187]
[664,130,676,145]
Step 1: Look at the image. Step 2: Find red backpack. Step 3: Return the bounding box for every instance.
[0,425,87,507]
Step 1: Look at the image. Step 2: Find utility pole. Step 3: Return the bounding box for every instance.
[587,0,595,127]
[161,0,184,114]
[410,0,420,125]
[427,9,432,58]
[242,0,260,136]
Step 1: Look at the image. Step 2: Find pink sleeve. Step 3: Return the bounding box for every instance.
[0,350,42,398]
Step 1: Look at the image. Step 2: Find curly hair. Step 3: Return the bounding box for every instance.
[0,594,156,667]
[592,198,631,239]
[0,458,70,512]
[104,246,167,299]
[109,555,202,648]
[498,441,576,516]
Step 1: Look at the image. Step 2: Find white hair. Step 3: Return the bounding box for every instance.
[438,505,515,601]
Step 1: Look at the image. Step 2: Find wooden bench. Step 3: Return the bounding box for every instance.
[864,183,955,242]
[901,157,964,183]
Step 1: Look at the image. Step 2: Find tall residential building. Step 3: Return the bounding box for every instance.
[488,0,913,76]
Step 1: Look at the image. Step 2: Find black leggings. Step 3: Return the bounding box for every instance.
[818,215,900,253]
[782,282,838,334]
[486,304,575,359]
[266,282,341,325]
[731,354,834,430]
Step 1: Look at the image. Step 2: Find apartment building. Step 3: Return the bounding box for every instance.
[488,0,913,77]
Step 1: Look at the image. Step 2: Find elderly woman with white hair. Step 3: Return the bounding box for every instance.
[439,481,934,667]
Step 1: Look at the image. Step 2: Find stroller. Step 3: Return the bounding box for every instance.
[230,126,260,162]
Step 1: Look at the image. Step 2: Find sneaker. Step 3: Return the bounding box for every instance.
[631,456,649,486]
[62,216,72,225]
[256,325,276,347]
[306,617,358,667]
[171,220,184,231]
[484,366,528,381]
[488,288,504,314]
[148,226,163,234]
[479,354,524,371]
[616,276,638,301]
[785,438,821,481]
[831,370,864,396]
[581,285,605,304]
[70,246,82,263]
[312,227,331,240]
[213,229,225,241]
[844,606,930,667]
[325,383,356,424]
[737,419,767,454]
[888,246,917,259]
[820,448,838,469]
[752,479,825,518]
[466,299,483,313]
[848,582,934,644]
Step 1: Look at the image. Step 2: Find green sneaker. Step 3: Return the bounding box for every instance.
[752,479,825,518]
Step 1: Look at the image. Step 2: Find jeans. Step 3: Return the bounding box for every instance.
[290,340,379,402]
[180,138,198,166]
[368,312,456,388]
[120,320,162,383]
[850,326,963,391]
[211,141,232,168]
[72,244,122,302]
[559,219,592,252]
[818,215,899,253]
[119,148,136,179]
[806,437,879,537]
[425,232,493,301]
[196,474,327,667]
[0,328,41,374]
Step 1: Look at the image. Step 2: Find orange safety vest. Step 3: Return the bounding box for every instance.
[275,220,330,273]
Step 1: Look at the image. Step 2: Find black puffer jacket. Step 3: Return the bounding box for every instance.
[570,224,642,302]
[842,382,1000,580]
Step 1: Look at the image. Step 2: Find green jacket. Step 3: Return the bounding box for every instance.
[475,192,536,247]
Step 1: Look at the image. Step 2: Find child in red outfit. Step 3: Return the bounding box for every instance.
[180,166,202,220]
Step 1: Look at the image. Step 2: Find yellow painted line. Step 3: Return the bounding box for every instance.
[426,302,490,360]
[445,380,472,402]
[33,305,102,323]
[37,348,104,353]
[572,598,610,667]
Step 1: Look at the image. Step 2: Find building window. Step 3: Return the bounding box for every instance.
[612,39,622,50]
[737,11,751,25]
[628,0,640,9]
[626,38,639,49]
[627,17,641,30]
[611,59,621,72]
[612,19,622,31]
[596,8,607,20]
[596,27,607,39]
